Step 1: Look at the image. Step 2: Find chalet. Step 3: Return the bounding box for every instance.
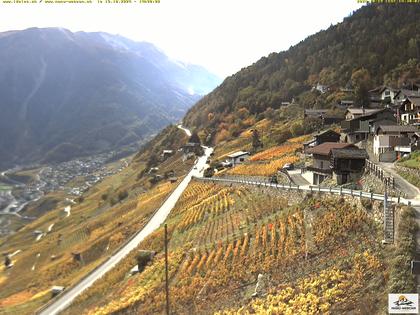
[306,142,368,185]
[379,86,399,103]
[373,125,419,160]
[393,89,420,105]
[344,108,382,120]
[303,129,340,152]
[227,151,250,166]
[397,96,420,125]
[341,108,396,143]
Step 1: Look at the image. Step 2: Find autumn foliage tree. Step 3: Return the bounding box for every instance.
[351,68,372,107]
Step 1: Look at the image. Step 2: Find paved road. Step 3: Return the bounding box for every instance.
[177,124,192,137]
[38,142,212,314]
[379,162,420,199]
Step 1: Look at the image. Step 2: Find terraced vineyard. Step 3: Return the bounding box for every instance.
[224,138,304,177]
[66,180,403,315]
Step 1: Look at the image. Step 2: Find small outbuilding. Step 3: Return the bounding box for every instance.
[227,151,250,166]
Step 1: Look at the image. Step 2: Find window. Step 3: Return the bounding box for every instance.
[239,158,244,162]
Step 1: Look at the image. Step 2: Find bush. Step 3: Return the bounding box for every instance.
[109,197,117,206]
[118,190,129,202]
[136,250,155,273]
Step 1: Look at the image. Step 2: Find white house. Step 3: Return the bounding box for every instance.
[227,151,250,166]
[379,86,399,103]
[373,124,419,157]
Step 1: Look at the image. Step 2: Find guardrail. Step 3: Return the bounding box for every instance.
[196,176,401,244]
[365,159,395,189]
[196,176,388,202]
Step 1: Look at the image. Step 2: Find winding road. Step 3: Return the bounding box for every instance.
[38,128,212,315]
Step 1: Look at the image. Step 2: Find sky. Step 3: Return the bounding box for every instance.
[0,0,364,78]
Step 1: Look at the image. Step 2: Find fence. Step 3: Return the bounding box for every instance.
[365,159,395,189]
[197,176,388,202]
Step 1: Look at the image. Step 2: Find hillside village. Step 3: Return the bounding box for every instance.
[205,83,420,193]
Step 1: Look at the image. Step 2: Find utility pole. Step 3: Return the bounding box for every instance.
[165,224,170,315]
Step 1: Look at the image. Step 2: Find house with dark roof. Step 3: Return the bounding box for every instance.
[394,89,420,104]
[305,142,368,185]
[397,96,420,125]
[341,107,396,143]
[303,129,340,152]
[373,124,419,160]
[304,109,344,125]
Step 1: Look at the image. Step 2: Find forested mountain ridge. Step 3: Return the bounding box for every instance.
[0,28,220,169]
[183,4,420,144]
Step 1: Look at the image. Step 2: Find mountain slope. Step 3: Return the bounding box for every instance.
[183,4,420,144]
[0,28,220,169]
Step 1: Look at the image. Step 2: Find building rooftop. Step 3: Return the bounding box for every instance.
[314,129,340,138]
[227,151,250,158]
[376,125,419,134]
[331,148,369,160]
[306,142,354,156]
[346,108,382,116]
[395,89,420,98]
[406,96,420,107]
